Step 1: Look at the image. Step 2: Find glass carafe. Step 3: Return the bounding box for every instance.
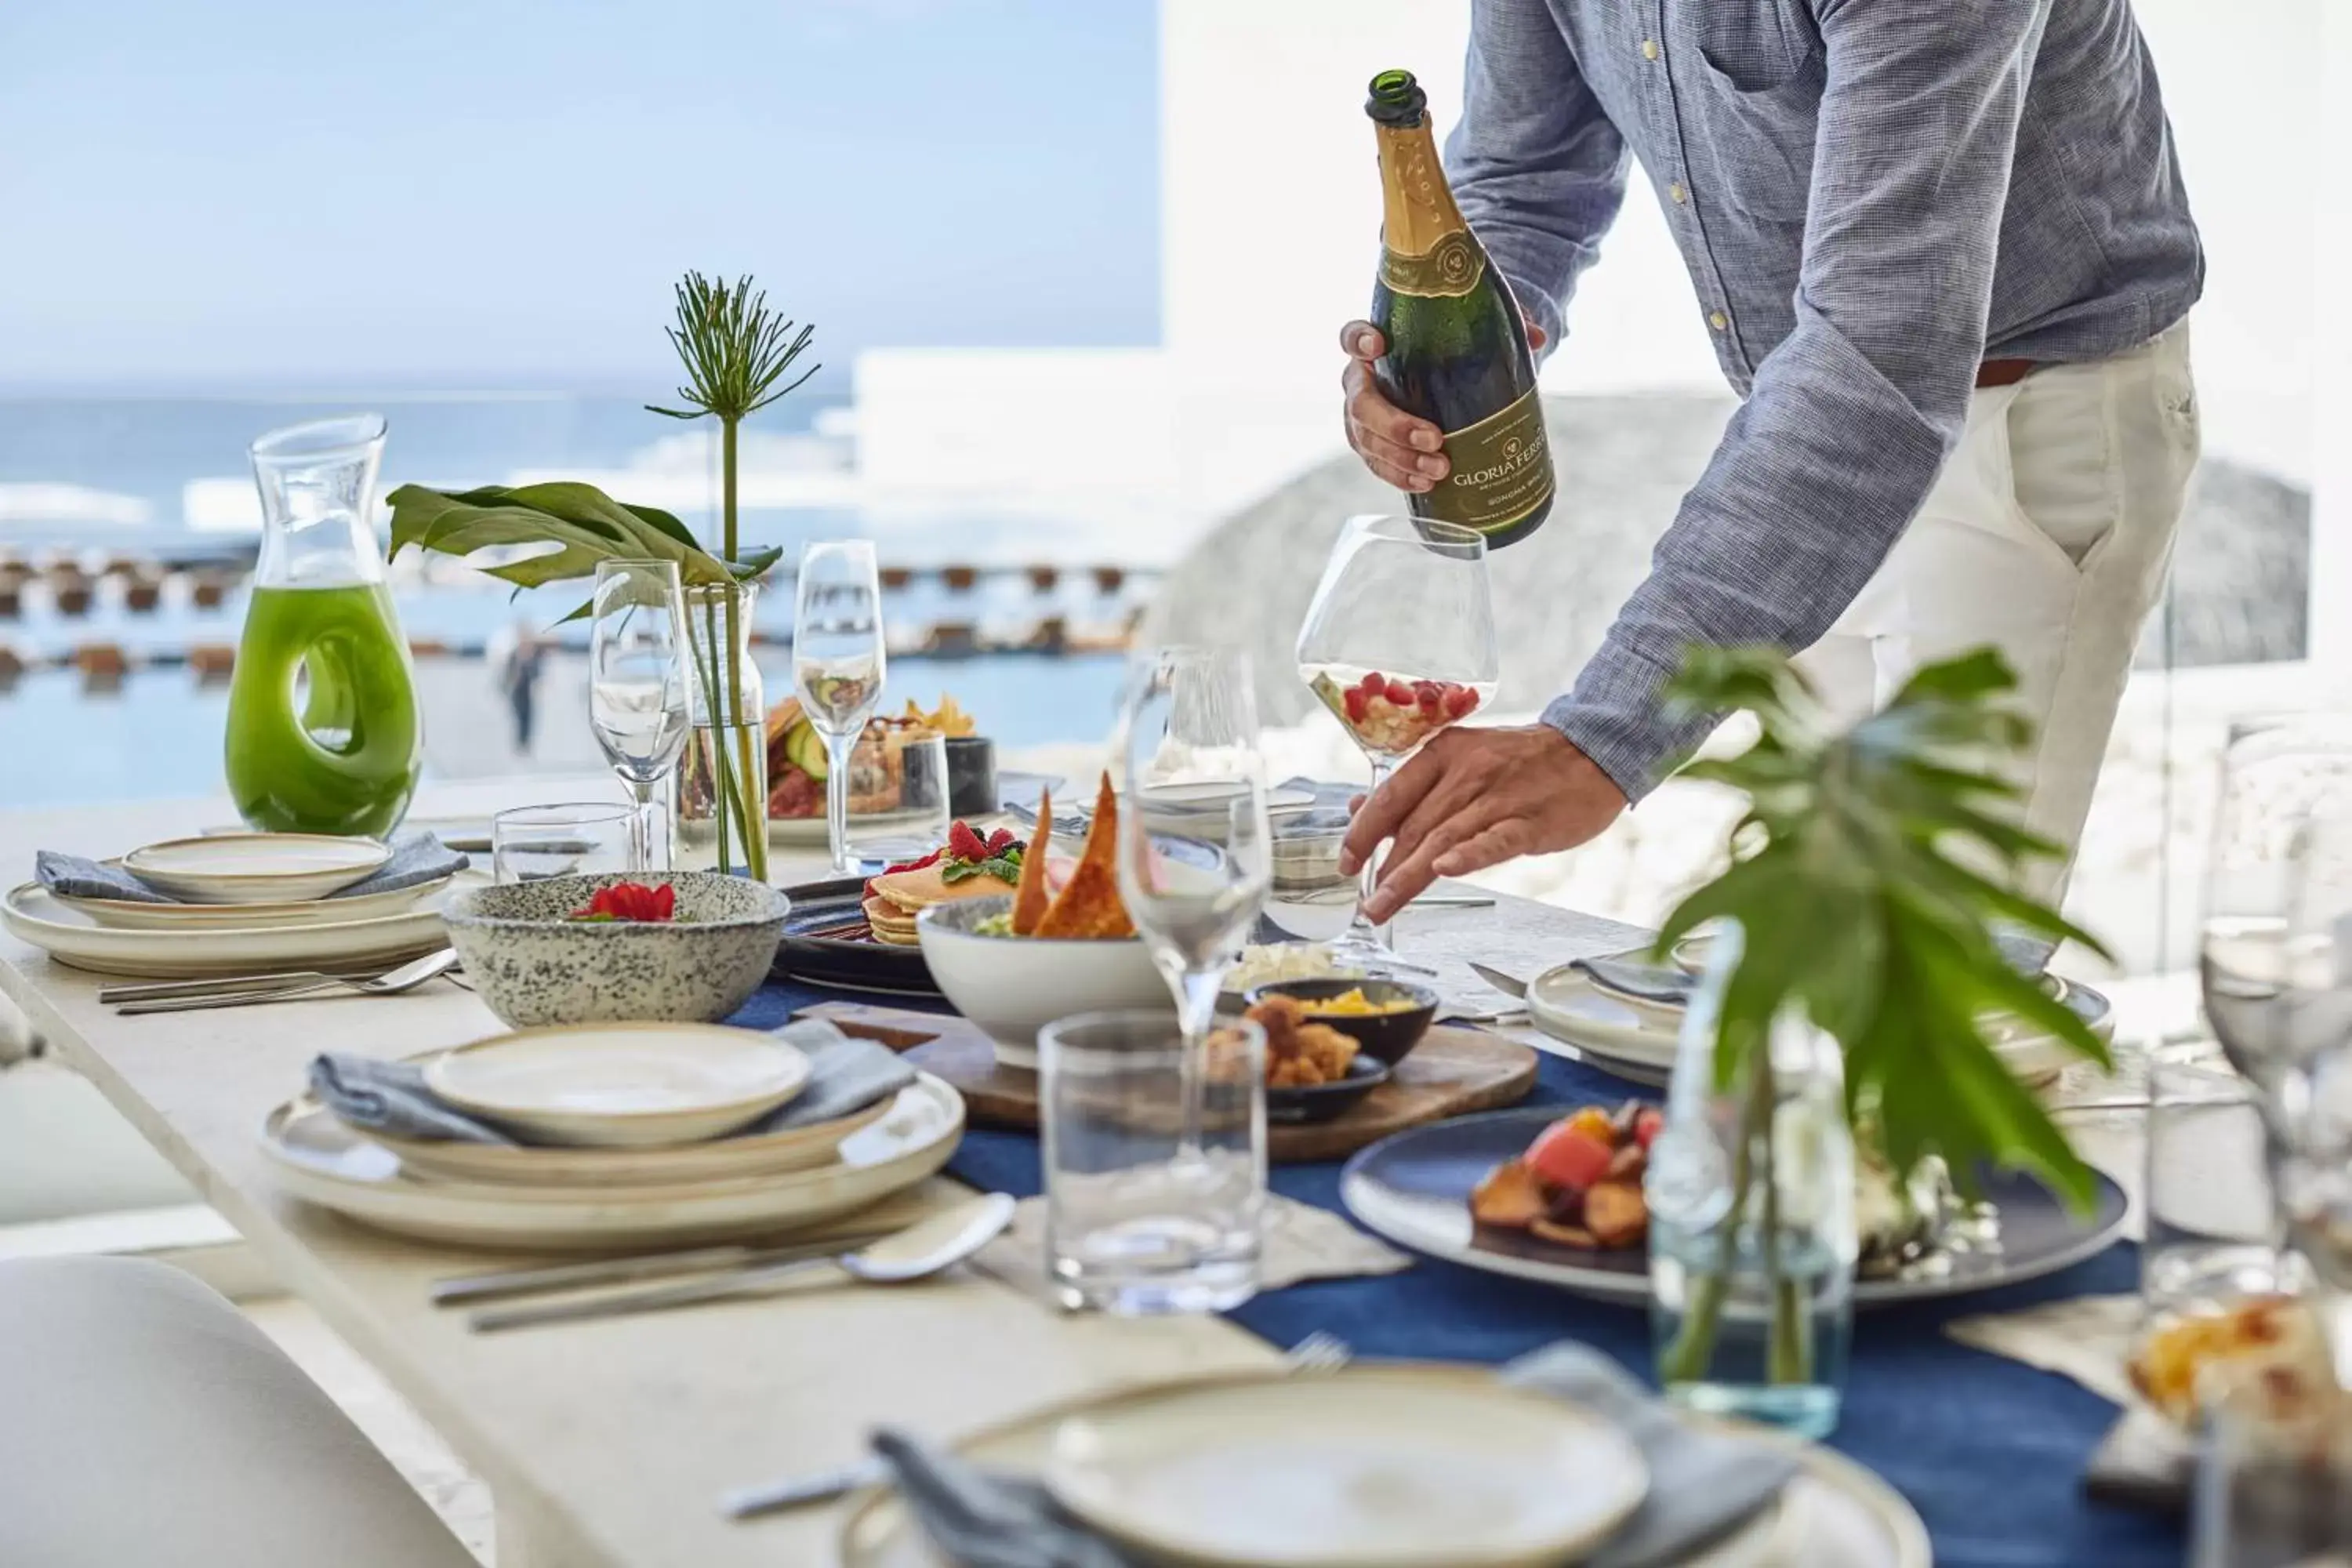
[224,416,422,837]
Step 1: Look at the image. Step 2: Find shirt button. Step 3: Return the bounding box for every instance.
[1669,183,1688,204]
[1641,38,1659,60]
[1708,311,1730,332]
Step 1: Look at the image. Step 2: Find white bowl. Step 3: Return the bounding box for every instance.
[916,895,1171,1069]
[122,833,391,904]
[423,1022,811,1148]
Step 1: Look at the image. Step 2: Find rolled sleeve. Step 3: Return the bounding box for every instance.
[1445,0,1630,355]
[1547,0,2053,799]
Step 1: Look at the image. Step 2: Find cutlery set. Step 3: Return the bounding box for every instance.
[102,948,462,1014]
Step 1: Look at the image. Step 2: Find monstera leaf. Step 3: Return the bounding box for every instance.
[385,482,782,619]
[1655,644,2111,1212]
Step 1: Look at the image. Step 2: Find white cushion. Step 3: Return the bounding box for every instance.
[0,1256,477,1568]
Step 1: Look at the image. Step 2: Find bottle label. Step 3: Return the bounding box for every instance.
[1429,387,1553,533]
[1381,231,1485,299]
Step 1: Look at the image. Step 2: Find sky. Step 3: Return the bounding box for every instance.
[0,0,1161,394]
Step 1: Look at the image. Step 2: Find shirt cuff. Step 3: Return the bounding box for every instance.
[1537,643,1709,804]
[1497,270,1564,365]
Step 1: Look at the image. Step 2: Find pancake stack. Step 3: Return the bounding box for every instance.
[861,858,1018,947]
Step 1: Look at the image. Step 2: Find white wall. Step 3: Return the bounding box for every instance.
[1154,0,2316,520]
[2308,2,2352,674]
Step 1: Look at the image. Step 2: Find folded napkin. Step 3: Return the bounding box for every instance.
[971,1192,1410,1308]
[38,831,469,907]
[877,1340,1796,1568]
[1271,775,1360,838]
[1572,954,1697,1008]
[310,1019,917,1146]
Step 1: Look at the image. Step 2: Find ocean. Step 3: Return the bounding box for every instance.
[0,393,1153,808]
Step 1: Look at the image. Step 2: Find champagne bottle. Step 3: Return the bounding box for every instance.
[1366,68,1554,548]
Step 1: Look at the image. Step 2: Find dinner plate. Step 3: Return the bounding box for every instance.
[1340,1106,2132,1308]
[1043,1367,1646,1568]
[1526,952,2115,1088]
[366,1094,895,1187]
[838,1365,1929,1568]
[423,1023,812,1148]
[2,873,480,978]
[768,805,941,848]
[123,833,392,903]
[54,870,454,931]
[771,878,942,996]
[258,1073,963,1250]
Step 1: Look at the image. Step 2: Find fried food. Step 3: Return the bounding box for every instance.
[1472,1101,1659,1252]
[1033,774,1134,939]
[1244,993,1359,1087]
[1011,789,1054,937]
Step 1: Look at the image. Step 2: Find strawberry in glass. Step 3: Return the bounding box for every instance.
[1309,666,1488,758]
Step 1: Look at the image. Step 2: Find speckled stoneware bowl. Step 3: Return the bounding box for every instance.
[443,873,790,1029]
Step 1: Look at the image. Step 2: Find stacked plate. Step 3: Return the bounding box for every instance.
[260,1024,964,1250]
[7,833,472,978]
[1523,942,2115,1089]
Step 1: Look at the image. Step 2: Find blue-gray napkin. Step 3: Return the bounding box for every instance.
[1501,1343,1801,1568]
[1272,775,1360,839]
[310,1020,916,1146]
[38,831,468,906]
[877,1340,1798,1568]
[1572,954,1697,1008]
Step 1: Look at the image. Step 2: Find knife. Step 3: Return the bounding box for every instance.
[1469,960,1529,1000]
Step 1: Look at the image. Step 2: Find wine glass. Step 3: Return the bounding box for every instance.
[588,560,689,872]
[793,540,887,875]
[1294,514,1498,964]
[1116,646,1276,1063]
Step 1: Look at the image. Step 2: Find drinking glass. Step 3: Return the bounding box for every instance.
[1116,647,1275,1057]
[2192,1361,2352,1568]
[1294,514,1497,964]
[490,804,634,884]
[840,728,951,870]
[2143,1057,2304,1321]
[793,541,887,876]
[1040,1011,1266,1314]
[589,561,689,872]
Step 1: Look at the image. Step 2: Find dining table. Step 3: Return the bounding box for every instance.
[0,779,2182,1568]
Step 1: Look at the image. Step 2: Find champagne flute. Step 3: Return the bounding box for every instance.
[1294,514,1497,964]
[588,560,690,872]
[792,541,886,876]
[1116,647,1276,1096]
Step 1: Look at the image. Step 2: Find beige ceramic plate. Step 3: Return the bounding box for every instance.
[256,1073,964,1250]
[423,1023,811,1148]
[122,833,392,903]
[365,1092,894,1187]
[55,869,452,931]
[840,1365,1929,1568]
[1044,1367,1646,1568]
[1,875,476,978]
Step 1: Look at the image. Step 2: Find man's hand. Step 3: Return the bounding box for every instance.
[1340,724,1624,924]
[1341,320,1547,493]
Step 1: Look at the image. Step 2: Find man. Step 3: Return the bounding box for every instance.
[1339,0,2201,921]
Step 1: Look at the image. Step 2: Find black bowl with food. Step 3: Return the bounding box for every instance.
[1244,977,1439,1067]
[1265,1054,1391,1125]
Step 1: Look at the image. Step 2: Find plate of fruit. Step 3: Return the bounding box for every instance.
[1339,1101,2132,1307]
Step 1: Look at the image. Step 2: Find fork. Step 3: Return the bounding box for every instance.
[717,1331,1354,1519]
[111,949,459,1014]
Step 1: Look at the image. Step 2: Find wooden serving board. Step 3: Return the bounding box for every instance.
[797,1001,1539,1163]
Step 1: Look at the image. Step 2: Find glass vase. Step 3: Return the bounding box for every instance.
[674,581,769,880]
[1647,924,1856,1438]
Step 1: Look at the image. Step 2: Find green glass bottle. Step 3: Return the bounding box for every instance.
[224,416,421,837]
[1366,68,1555,548]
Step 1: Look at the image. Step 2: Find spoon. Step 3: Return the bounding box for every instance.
[468,1192,1019,1333]
[112,949,461,1014]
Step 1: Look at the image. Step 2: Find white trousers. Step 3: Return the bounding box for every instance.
[1795,321,2201,901]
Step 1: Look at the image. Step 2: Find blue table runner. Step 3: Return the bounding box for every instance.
[731,979,2180,1568]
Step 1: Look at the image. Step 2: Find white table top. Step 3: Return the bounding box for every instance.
[0,779,1646,1566]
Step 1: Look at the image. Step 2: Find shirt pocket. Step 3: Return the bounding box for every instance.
[1691,0,1820,92]
[1686,44,1824,223]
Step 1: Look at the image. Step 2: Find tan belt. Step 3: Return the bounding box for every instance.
[1976,358,2036,389]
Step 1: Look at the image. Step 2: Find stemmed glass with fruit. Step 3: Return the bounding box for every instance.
[1294,514,1497,964]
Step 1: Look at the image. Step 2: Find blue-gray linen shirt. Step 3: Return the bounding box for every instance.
[1457,0,2202,798]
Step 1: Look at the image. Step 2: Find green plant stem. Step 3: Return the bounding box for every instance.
[1756,1058,1811,1385]
[1661,1055,1772,1385]
[695,593,737,874]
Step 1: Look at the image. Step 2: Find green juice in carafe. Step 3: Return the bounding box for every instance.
[224,583,422,836]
